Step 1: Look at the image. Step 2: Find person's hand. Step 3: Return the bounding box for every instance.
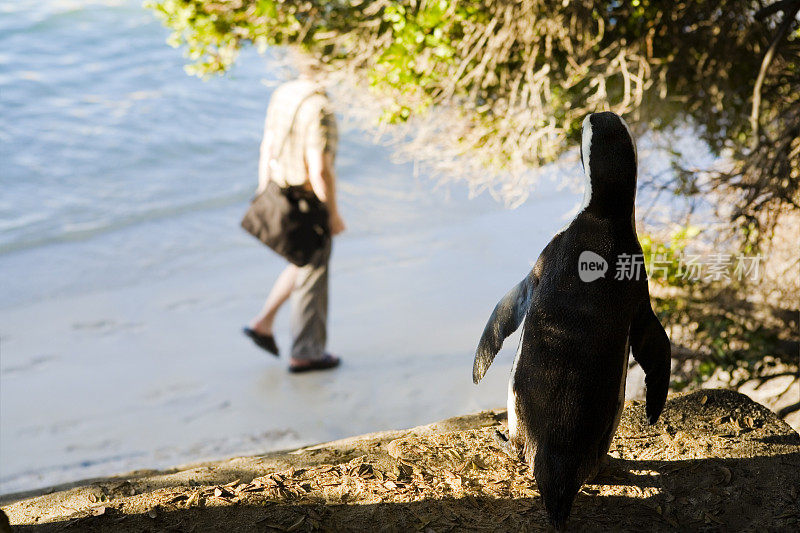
[329,211,346,236]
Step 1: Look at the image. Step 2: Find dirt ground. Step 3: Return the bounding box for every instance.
[3,389,799,532]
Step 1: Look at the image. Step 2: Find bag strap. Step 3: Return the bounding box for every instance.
[271,87,326,163]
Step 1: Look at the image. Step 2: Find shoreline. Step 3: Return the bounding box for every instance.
[0,410,503,509]
[4,389,799,531]
[0,183,577,496]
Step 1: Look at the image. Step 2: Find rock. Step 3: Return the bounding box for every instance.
[2,390,798,531]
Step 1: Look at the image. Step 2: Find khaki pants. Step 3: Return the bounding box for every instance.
[290,240,331,361]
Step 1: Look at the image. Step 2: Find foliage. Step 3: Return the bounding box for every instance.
[146,1,799,388]
[641,229,798,389]
[147,0,799,224]
[640,227,699,288]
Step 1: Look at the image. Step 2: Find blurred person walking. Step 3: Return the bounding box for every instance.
[242,70,345,373]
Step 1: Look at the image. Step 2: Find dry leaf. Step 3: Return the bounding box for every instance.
[398,462,414,479]
[167,493,188,504]
[471,457,489,470]
[286,516,305,532]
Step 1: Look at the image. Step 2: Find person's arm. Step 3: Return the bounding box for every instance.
[307,146,345,235]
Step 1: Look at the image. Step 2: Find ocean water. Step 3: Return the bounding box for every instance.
[1,0,273,259]
[0,0,710,496]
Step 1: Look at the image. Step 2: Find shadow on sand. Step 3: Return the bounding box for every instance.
[9,453,800,531]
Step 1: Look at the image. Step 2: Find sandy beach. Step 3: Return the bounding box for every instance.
[0,0,578,494]
[0,167,586,494]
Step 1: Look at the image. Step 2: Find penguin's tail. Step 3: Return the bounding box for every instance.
[532,446,584,530]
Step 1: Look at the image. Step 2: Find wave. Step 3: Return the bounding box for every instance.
[0,189,253,256]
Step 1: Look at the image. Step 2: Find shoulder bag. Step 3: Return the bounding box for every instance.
[241,90,330,266]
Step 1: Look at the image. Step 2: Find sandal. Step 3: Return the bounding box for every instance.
[243,327,279,357]
[289,354,340,373]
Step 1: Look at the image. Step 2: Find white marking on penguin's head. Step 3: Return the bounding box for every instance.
[581,114,593,176]
[578,114,594,213]
[577,112,638,217]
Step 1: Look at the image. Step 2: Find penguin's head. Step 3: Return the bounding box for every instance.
[579,111,638,217]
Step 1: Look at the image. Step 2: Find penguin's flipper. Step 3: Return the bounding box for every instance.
[629,300,671,424]
[473,272,537,384]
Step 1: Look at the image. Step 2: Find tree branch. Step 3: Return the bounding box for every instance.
[750,1,800,146]
[755,0,800,20]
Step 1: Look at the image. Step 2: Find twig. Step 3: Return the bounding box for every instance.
[777,401,800,418]
[755,0,800,20]
[749,1,800,146]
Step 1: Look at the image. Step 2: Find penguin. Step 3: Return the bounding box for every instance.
[472,111,671,529]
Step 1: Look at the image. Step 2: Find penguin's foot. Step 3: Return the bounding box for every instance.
[493,429,523,461]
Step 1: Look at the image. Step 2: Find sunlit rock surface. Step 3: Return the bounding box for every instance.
[3,389,798,531]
